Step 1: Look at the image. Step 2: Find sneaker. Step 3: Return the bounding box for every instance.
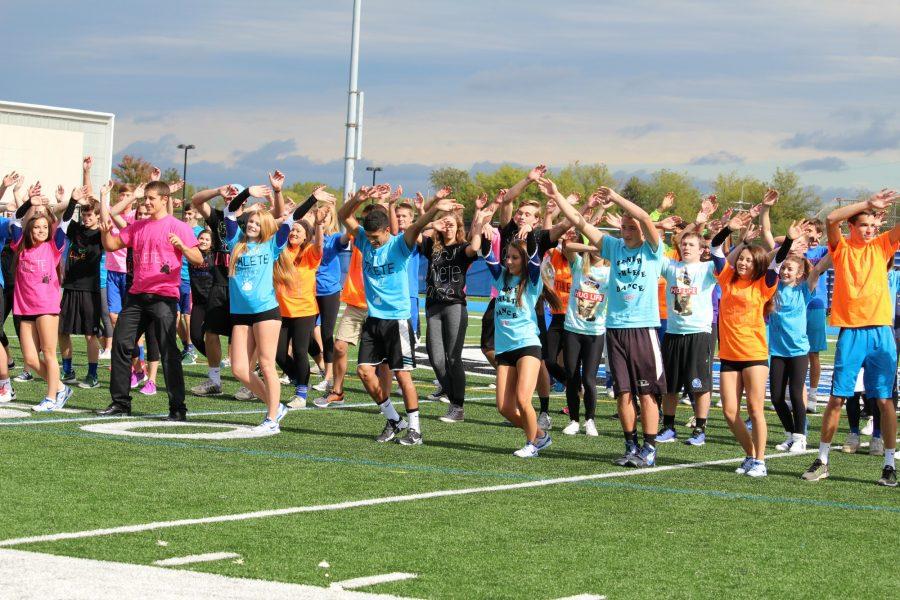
[537,411,552,431]
[842,432,860,453]
[744,417,753,431]
[488,383,496,390]
[861,416,874,436]
[376,418,408,443]
[801,458,829,481]
[129,371,147,389]
[191,379,222,396]
[870,437,885,456]
[234,386,257,401]
[806,389,818,414]
[656,428,678,443]
[745,459,768,477]
[627,444,656,468]
[439,404,464,423]
[713,399,722,408]
[878,465,898,487]
[613,442,640,466]
[398,429,423,446]
[78,375,99,389]
[428,381,444,399]
[61,371,77,385]
[287,385,308,409]
[534,431,552,451]
[181,351,196,366]
[98,348,112,361]
[552,379,565,393]
[562,420,580,435]
[14,371,34,382]
[313,391,345,408]
[220,357,231,369]
[278,374,291,385]
[513,443,539,458]
[685,429,706,446]
[605,387,615,398]
[679,394,691,405]
[7,360,14,370]
[427,390,449,402]
[788,433,807,453]
[32,397,56,412]
[735,456,754,475]
[54,385,73,409]
[0,384,12,403]
[685,415,697,429]
[775,431,794,452]
[275,403,289,423]
[252,418,280,435]
[584,419,598,437]
[139,381,157,396]
[313,379,332,393]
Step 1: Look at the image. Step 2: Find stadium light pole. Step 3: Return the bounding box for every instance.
[341,0,364,206]
[366,166,382,186]
[177,143,195,218]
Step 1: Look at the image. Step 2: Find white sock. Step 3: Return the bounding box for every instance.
[379,399,400,423]
[209,367,221,386]
[886,449,896,469]
[407,409,420,432]
[818,441,831,464]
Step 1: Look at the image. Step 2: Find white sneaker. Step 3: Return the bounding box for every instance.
[275,403,289,423]
[513,443,539,458]
[679,394,691,405]
[745,460,768,477]
[488,383,496,390]
[0,384,12,403]
[861,416,874,436]
[312,379,332,393]
[278,374,291,385]
[807,390,818,413]
[220,357,231,369]
[98,348,112,360]
[584,419,598,437]
[234,386,257,401]
[789,433,807,453]
[252,418,280,435]
[870,437,885,456]
[775,431,794,451]
[562,420,580,435]
[842,432,860,453]
[32,398,56,412]
[55,385,73,409]
[191,379,222,396]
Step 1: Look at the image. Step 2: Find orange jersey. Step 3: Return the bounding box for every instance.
[548,249,572,315]
[716,263,777,361]
[340,244,367,309]
[829,231,898,328]
[657,277,668,319]
[277,244,323,318]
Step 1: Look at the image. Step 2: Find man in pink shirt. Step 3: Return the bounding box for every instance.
[97,181,202,419]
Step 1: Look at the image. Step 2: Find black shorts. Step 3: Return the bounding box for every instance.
[606,327,666,396]
[358,316,416,371]
[59,289,102,336]
[231,307,282,327]
[720,358,769,373]
[205,284,232,336]
[496,345,542,366]
[663,332,713,395]
[481,297,496,351]
[17,313,58,322]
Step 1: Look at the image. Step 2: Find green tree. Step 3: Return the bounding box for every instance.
[713,172,767,213]
[552,161,616,198]
[766,168,821,233]
[112,155,154,185]
[639,170,702,217]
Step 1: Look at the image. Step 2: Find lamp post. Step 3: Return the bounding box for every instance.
[176,143,195,217]
[366,166,382,187]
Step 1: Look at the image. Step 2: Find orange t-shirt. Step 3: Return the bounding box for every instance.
[340,244,367,309]
[716,262,777,361]
[657,277,668,320]
[829,232,898,328]
[548,249,571,315]
[277,244,322,318]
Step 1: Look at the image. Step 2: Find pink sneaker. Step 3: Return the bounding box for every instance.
[129,370,144,389]
[139,380,157,396]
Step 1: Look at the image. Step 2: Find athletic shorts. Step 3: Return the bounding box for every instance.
[59,289,102,336]
[335,304,367,345]
[231,306,281,327]
[606,327,666,396]
[358,316,416,371]
[719,359,768,373]
[806,307,827,353]
[204,284,232,336]
[481,298,496,351]
[106,270,129,314]
[832,326,897,399]
[663,332,712,394]
[496,345,542,366]
[17,313,58,322]
[178,281,192,314]
[658,318,668,345]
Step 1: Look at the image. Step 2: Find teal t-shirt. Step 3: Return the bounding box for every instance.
[354,227,413,320]
[600,236,663,329]
[226,232,285,315]
[661,258,718,334]
[563,255,609,336]
[769,282,813,357]
[493,269,544,354]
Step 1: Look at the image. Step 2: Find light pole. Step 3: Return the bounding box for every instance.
[366,166,382,187]
[342,0,364,204]
[177,143,195,218]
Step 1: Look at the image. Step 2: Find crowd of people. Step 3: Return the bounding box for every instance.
[0,159,896,487]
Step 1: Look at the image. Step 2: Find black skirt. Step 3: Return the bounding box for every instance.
[59,289,102,336]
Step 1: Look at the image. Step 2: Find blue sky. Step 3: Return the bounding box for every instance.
[3,0,900,197]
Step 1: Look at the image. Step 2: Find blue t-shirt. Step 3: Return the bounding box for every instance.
[769,282,813,357]
[600,236,664,329]
[0,218,11,289]
[492,269,544,354]
[354,227,413,320]
[407,243,421,297]
[805,246,829,310]
[661,258,718,334]
[563,255,609,336]
[226,229,286,315]
[99,251,107,290]
[316,233,349,296]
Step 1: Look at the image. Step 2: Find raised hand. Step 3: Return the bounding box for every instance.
[414,192,425,213]
[547,199,559,215]
[2,172,20,188]
[268,170,285,192]
[72,186,89,203]
[868,189,898,211]
[657,215,681,231]
[221,185,239,200]
[150,167,161,182]
[169,180,185,194]
[787,219,807,240]
[390,184,404,202]
[434,186,452,200]
[134,184,146,199]
[790,237,809,256]
[314,204,330,224]
[515,222,533,240]
[694,209,709,225]
[721,208,734,221]
[247,185,272,199]
[587,190,603,208]
[743,223,760,242]
[474,192,489,210]
[83,156,93,172]
[701,194,718,216]
[28,182,42,199]
[13,179,27,204]
[311,185,337,203]
[494,188,508,205]
[749,203,763,218]
[762,188,779,206]
[660,192,676,212]
[56,185,65,204]
[727,211,752,231]
[527,164,547,182]
[100,180,114,198]
[536,177,559,199]
[432,198,463,213]
[604,213,622,229]
[566,193,581,206]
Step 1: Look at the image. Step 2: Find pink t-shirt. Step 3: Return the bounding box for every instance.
[13,237,64,316]
[118,216,198,298]
[105,211,134,273]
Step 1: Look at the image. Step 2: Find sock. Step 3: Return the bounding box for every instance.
[818,441,831,464]
[696,417,707,432]
[886,449,896,469]
[539,396,549,414]
[295,384,308,399]
[209,367,221,386]
[62,358,72,373]
[624,430,638,446]
[873,427,882,438]
[849,425,860,434]
[88,363,98,378]
[643,433,657,449]
[185,343,194,353]
[663,414,675,429]
[138,346,145,361]
[378,399,401,423]
[407,409,420,432]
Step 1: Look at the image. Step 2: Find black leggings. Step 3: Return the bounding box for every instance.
[276,315,317,386]
[0,286,14,349]
[562,331,604,422]
[770,355,808,434]
[544,313,567,384]
[315,292,341,364]
[189,302,207,357]
[425,303,468,406]
[847,394,881,433]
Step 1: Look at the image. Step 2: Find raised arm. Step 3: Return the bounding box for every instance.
[338,187,372,233]
[82,156,93,196]
[826,189,898,248]
[268,170,286,219]
[710,211,752,272]
[190,186,230,219]
[758,188,778,251]
[536,177,605,248]
[405,198,463,249]
[607,187,660,250]
[499,164,545,227]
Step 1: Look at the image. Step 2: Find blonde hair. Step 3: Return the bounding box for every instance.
[228,210,278,277]
[430,210,466,257]
[318,201,338,235]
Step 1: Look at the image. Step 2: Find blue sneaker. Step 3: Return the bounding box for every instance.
[656,428,678,443]
[685,429,706,446]
[275,403,288,423]
[735,456,754,474]
[745,459,768,478]
[614,441,640,466]
[54,385,73,409]
[627,444,657,468]
[534,431,552,450]
[552,379,565,393]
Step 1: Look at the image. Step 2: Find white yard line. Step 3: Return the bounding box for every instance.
[331,573,418,591]
[152,552,240,567]
[0,449,816,548]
